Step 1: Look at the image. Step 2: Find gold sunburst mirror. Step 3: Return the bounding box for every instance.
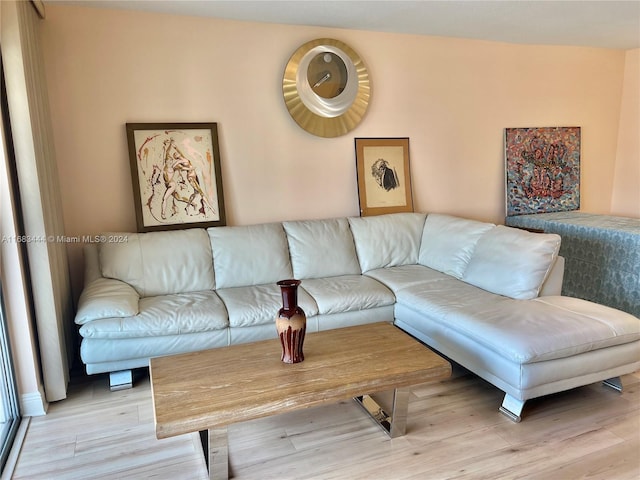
[283,38,371,138]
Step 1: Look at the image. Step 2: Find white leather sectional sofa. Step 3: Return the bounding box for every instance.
[75,212,640,421]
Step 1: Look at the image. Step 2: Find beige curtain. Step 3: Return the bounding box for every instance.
[1,0,73,402]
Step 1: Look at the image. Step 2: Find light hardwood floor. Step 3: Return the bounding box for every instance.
[10,366,640,479]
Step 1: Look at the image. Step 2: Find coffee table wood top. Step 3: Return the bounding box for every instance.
[150,322,451,439]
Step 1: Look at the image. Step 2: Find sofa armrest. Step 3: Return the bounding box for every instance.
[539,255,565,297]
[75,277,140,325]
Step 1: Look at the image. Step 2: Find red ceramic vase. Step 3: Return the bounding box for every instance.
[275,279,306,364]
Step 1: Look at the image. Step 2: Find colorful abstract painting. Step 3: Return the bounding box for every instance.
[505,126,580,216]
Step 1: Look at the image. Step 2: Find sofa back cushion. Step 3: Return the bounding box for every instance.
[283,218,361,279]
[208,222,293,288]
[348,213,427,273]
[462,225,561,300]
[419,213,495,279]
[99,228,215,297]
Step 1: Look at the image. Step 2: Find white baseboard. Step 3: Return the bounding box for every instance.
[20,386,48,416]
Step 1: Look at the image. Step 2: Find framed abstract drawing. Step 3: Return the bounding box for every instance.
[355,137,413,217]
[126,122,226,232]
[505,126,580,216]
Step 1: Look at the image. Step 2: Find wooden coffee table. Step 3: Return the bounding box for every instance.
[150,322,451,479]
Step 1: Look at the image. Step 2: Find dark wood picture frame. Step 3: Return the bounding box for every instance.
[126,122,226,232]
[355,137,413,216]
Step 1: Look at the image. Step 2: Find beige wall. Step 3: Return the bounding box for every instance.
[39,5,636,299]
[612,48,640,217]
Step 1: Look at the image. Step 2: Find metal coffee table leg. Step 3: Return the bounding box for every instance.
[199,427,229,480]
[354,386,410,438]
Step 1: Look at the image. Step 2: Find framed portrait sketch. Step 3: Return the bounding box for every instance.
[355,137,413,216]
[126,123,226,232]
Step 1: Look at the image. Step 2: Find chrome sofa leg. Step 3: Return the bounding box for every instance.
[499,394,525,423]
[109,370,133,391]
[602,376,623,392]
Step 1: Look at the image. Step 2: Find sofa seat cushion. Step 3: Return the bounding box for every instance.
[283,218,361,279]
[78,291,228,339]
[533,295,640,350]
[405,292,640,364]
[299,275,395,315]
[365,264,452,293]
[216,284,319,328]
[395,277,509,320]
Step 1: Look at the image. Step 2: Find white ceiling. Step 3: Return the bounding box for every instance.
[47,0,640,50]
